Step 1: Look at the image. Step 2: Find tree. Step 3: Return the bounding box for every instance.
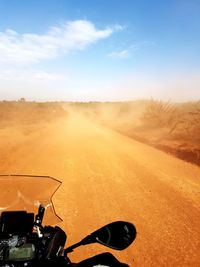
[18,98,26,102]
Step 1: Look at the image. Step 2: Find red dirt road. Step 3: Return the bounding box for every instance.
[0,113,200,266]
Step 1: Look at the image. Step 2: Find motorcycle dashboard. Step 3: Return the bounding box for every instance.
[6,243,36,262]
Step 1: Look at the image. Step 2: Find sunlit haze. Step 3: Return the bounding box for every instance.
[0,0,200,101]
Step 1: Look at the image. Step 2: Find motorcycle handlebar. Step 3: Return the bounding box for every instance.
[1,253,129,267]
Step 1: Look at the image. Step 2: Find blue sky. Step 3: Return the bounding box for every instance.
[0,0,199,101]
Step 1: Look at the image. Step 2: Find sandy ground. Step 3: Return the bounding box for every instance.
[0,112,200,266]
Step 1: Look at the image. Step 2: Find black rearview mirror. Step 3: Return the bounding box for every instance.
[83,221,137,250]
[64,221,136,254]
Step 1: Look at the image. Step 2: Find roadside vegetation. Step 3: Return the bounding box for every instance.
[137,99,200,165]
[0,101,67,126]
[69,100,200,166]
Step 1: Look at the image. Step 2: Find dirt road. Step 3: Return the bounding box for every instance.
[0,112,200,266]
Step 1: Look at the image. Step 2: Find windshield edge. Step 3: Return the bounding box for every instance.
[0,174,63,222]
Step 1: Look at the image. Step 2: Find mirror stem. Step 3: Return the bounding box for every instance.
[64,241,83,255]
[64,235,95,256]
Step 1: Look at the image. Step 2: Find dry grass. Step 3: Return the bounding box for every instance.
[68,100,200,166]
[137,99,200,165]
[0,101,67,127]
[140,99,200,143]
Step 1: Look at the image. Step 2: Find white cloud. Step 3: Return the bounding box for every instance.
[112,24,126,31]
[0,69,68,82]
[108,41,155,59]
[0,20,120,64]
[108,49,130,58]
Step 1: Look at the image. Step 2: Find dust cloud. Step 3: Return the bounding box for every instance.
[1,100,200,167]
[67,100,200,166]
